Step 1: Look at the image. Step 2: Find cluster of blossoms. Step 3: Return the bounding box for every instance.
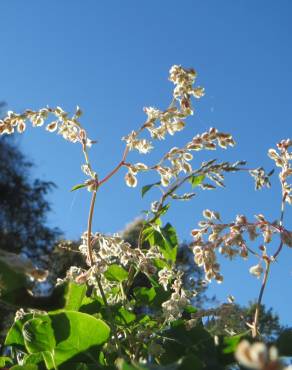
[124,162,148,188]
[161,271,190,321]
[121,65,205,187]
[122,65,237,190]
[191,210,292,282]
[56,233,164,304]
[158,267,174,291]
[122,131,153,154]
[154,128,236,187]
[0,106,94,147]
[235,340,292,370]
[190,141,292,283]
[124,127,237,188]
[169,64,205,113]
[268,139,292,205]
[185,127,235,151]
[249,167,273,190]
[79,231,162,274]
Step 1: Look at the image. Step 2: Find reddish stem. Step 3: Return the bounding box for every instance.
[98,146,129,186]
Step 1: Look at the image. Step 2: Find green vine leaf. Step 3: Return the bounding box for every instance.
[189,174,205,188]
[20,311,110,369]
[141,182,161,198]
[64,282,87,311]
[104,264,129,282]
[5,314,34,349]
[0,356,13,367]
[70,183,87,192]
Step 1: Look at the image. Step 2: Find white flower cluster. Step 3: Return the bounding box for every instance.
[143,106,187,140]
[268,139,292,205]
[124,127,236,189]
[169,65,204,114]
[158,267,174,291]
[122,131,153,154]
[56,265,87,286]
[235,340,292,370]
[0,106,94,147]
[154,128,235,186]
[186,127,235,151]
[124,162,148,188]
[79,231,162,275]
[191,211,292,282]
[249,167,273,190]
[121,65,206,188]
[192,244,223,283]
[161,271,190,321]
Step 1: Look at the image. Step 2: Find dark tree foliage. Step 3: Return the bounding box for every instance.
[0,105,61,344]
[0,136,61,260]
[206,302,284,341]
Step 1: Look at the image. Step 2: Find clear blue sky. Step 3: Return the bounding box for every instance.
[1,1,292,324]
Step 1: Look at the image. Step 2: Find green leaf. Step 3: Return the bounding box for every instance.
[177,355,203,370]
[115,307,136,325]
[57,363,96,370]
[11,365,39,370]
[79,296,103,315]
[152,286,171,307]
[64,282,87,311]
[23,352,46,368]
[153,258,169,269]
[23,316,56,354]
[5,313,34,349]
[159,223,178,263]
[134,287,156,305]
[116,359,149,370]
[50,311,110,366]
[277,328,292,356]
[20,311,110,369]
[160,320,216,367]
[104,264,129,282]
[0,356,13,367]
[143,222,178,264]
[70,183,87,192]
[189,174,205,188]
[223,334,245,354]
[184,305,198,314]
[141,182,160,198]
[156,204,170,218]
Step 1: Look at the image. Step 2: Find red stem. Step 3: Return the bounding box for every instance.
[98,147,129,186]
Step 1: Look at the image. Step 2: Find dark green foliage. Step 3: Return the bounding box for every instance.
[0,137,60,259]
[0,122,61,342]
[206,302,284,341]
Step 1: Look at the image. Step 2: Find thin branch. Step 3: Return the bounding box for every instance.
[272,240,283,261]
[95,274,122,357]
[99,146,129,186]
[252,259,271,338]
[87,189,97,266]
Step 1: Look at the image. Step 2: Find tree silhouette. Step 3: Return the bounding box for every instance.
[0,137,60,260]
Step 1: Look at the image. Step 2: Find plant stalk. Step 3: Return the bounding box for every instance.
[252,259,271,338]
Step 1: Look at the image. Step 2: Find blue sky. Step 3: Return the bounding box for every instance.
[1,1,292,324]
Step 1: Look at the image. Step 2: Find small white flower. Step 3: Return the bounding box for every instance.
[46,121,58,132]
[235,340,268,369]
[249,263,264,278]
[125,172,137,187]
[151,201,160,213]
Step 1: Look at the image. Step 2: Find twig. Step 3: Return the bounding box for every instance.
[252,259,271,338]
[98,146,129,186]
[87,189,97,266]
